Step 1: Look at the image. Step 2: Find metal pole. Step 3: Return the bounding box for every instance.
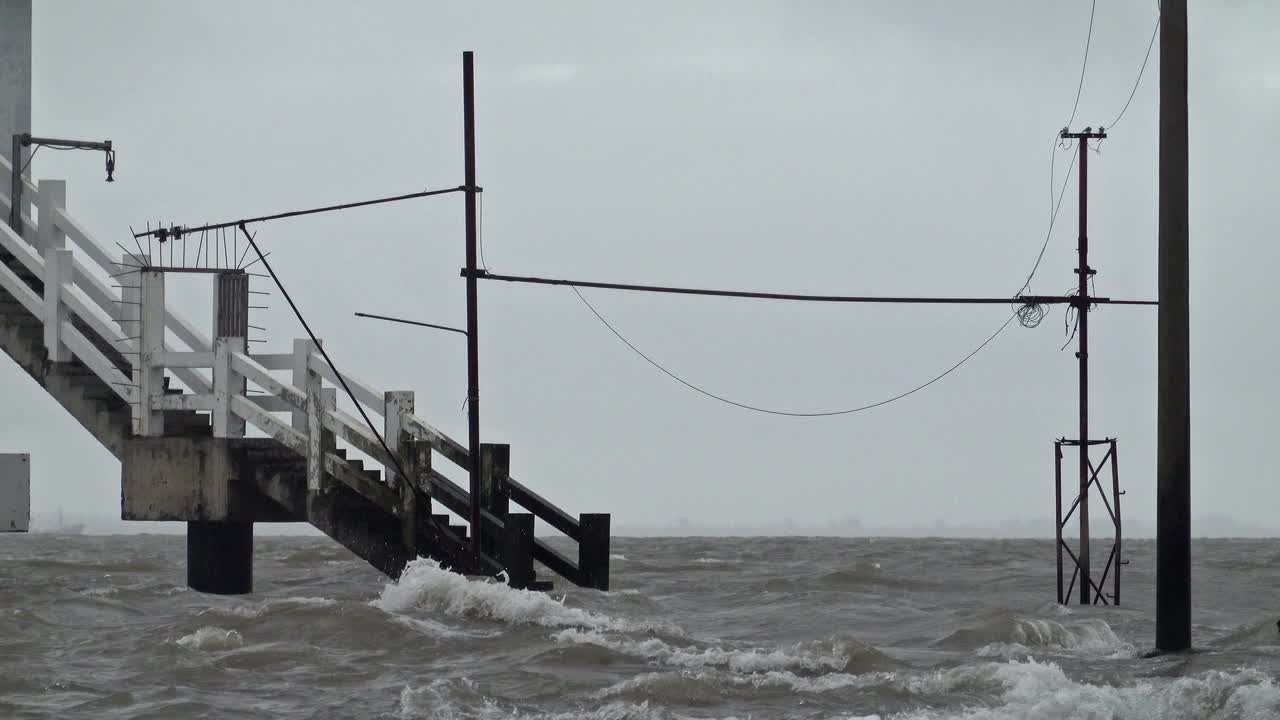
[8,134,22,233]
[1111,439,1122,605]
[1156,0,1191,652]
[463,50,483,555]
[1055,441,1064,604]
[1077,137,1091,605]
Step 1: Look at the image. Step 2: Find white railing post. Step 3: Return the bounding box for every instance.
[386,390,417,551]
[384,391,413,488]
[117,254,143,432]
[293,338,325,490]
[38,180,71,363]
[138,270,166,436]
[306,374,331,492]
[36,180,66,253]
[291,338,318,431]
[41,247,71,362]
[214,336,246,438]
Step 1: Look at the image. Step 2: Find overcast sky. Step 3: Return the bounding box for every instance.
[6,1,1279,534]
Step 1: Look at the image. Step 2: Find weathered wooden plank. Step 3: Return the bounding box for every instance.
[150,350,214,369]
[228,395,399,515]
[61,324,136,404]
[323,407,395,469]
[0,254,41,316]
[152,394,215,411]
[232,352,305,409]
[403,414,470,468]
[252,352,293,371]
[308,353,383,413]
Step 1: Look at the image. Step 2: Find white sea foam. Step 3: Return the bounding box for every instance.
[609,554,627,561]
[399,678,664,720]
[553,627,869,674]
[391,614,501,640]
[597,667,888,699]
[176,626,243,651]
[897,660,1280,720]
[374,559,681,635]
[201,596,337,619]
[79,586,117,597]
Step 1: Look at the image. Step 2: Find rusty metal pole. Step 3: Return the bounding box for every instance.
[463,51,483,556]
[1075,135,1091,605]
[1156,0,1192,652]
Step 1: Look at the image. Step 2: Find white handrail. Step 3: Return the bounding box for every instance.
[0,252,41,315]
[308,352,384,413]
[233,351,305,410]
[0,222,40,276]
[61,323,136,404]
[0,154,37,196]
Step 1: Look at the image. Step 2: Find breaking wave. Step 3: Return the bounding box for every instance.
[934,612,1133,657]
[175,626,243,651]
[373,559,683,636]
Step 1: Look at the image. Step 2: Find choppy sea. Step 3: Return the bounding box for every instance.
[2,535,1278,719]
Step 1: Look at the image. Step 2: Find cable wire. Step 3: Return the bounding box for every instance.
[1065,0,1098,130]
[571,285,1017,418]
[1106,18,1161,131]
[234,223,411,495]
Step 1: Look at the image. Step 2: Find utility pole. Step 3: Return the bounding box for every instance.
[462,50,484,556]
[1062,127,1106,604]
[1156,0,1191,653]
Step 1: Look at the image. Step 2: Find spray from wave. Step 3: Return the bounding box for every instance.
[373,559,682,636]
[175,626,243,651]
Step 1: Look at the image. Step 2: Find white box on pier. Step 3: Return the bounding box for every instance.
[0,454,31,532]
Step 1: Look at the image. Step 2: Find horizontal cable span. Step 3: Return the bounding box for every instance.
[465,271,1157,306]
[354,312,468,337]
[133,186,471,240]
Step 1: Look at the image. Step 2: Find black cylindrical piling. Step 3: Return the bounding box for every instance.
[187,270,254,595]
[187,521,253,594]
[1156,0,1192,653]
[578,513,610,591]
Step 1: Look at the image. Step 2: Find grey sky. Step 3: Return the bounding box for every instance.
[6,1,1279,533]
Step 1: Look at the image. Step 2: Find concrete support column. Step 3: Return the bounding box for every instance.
[189,271,252,595]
